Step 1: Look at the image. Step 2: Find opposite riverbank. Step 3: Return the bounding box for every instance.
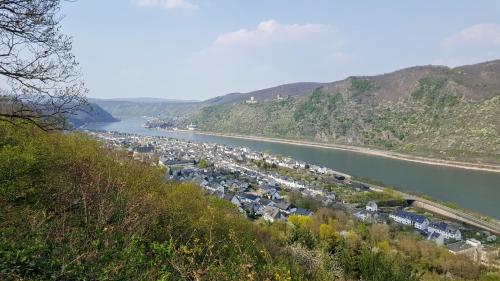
[186,131,500,173]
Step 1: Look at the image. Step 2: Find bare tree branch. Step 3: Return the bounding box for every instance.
[0,0,87,130]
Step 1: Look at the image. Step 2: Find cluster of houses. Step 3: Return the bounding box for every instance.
[387,209,462,244]
[353,201,499,267]
[90,131,345,221]
[144,115,189,130]
[168,165,324,222]
[352,205,461,246]
[355,202,464,246]
[89,131,499,268]
[230,189,313,222]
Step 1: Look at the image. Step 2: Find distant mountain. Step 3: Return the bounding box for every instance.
[89,83,325,118]
[90,97,199,104]
[91,98,203,119]
[317,61,500,102]
[204,82,325,105]
[68,103,118,128]
[192,60,500,164]
[0,98,117,129]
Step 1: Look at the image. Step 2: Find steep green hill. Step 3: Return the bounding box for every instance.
[192,61,500,164]
[0,122,297,280]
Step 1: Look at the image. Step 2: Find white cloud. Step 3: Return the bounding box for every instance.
[213,20,331,47]
[181,20,352,96]
[443,23,500,48]
[136,0,198,10]
[436,24,500,66]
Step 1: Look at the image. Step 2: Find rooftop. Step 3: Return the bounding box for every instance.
[391,210,428,223]
[446,241,474,253]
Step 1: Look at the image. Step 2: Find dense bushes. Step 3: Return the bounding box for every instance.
[411,77,459,108]
[0,123,291,280]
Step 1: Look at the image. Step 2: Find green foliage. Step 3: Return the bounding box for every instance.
[411,77,445,100]
[198,158,208,168]
[357,248,419,281]
[0,122,301,280]
[349,78,377,99]
[293,89,343,124]
[480,272,500,281]
[411,77,459,108]
[287,191,322,211]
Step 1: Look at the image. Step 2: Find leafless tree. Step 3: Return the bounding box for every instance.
[0,0,87,130]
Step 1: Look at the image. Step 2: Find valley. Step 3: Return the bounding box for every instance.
[114,60,500,165]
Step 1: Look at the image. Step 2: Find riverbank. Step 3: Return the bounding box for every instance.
[186,131,500,173]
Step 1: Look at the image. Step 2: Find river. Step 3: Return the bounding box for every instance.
[84,117,500,219]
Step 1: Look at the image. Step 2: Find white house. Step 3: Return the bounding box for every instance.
[262,206,284,222]
[354,210,370,221]
[245,96,258,104]
[366,201,378,212]
[427,231,445,246]
[389,210,429,230]
[293,208,313,216]
[427,221,462,240]
[238,193,260,204]
[230,195,242,208]
[275,201,297,214]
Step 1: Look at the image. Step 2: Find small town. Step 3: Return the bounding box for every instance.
[89,130,499,269]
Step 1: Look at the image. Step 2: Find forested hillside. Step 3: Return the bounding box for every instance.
[68,103,118,128]
[90,82,324,119]
[204,82,325,105]
[192,60,500,164]
[90,99,203,119]
[1,122,497,280]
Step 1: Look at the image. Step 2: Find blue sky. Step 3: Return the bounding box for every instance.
[61,0,500,100]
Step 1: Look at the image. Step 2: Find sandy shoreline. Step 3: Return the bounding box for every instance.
[184,131,500,173]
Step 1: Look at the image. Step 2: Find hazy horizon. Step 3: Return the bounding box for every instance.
[61,0,500,100]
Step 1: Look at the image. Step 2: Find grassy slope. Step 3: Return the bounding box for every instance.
[0,123,295,280]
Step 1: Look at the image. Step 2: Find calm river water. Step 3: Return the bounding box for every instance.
[84,117,500,219]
